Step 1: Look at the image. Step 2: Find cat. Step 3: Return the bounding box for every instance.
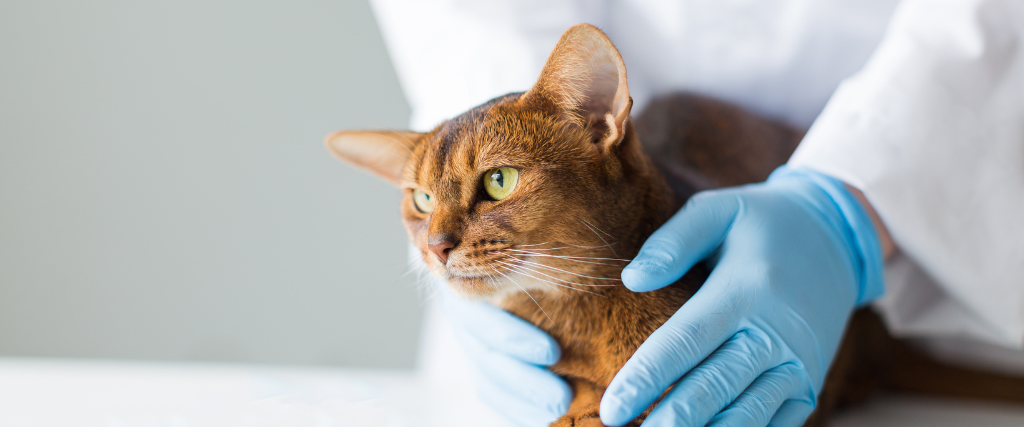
[325,24,1024,427]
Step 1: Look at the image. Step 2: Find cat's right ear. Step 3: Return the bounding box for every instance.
[521,24,632,151]
[325,130,423,186]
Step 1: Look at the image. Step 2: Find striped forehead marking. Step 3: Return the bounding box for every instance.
[415,93,526,199]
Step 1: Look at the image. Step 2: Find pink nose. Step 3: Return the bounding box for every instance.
[428,237,458,265]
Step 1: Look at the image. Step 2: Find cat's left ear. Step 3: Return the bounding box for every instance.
[522,24,632,151]
[325,130,423,186]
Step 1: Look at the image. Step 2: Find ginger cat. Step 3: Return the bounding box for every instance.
[326,24,1024,427]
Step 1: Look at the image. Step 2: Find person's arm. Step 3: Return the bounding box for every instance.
[789,0,1024,347]
[601,1,1024,425]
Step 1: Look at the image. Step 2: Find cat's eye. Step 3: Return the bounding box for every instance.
[483,167,519,201]
[412,189,434,213]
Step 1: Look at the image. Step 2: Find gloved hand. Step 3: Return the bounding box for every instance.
[600,166,885,427]
[437,285,572,426]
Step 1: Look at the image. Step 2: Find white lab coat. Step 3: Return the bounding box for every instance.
[370,0,1024,376]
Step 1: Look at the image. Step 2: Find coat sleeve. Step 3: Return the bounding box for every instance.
[788,0,1024,349]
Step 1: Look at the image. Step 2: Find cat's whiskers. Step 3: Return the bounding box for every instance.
[509,240,629,260]
[484,273,502,292]
[563,243,616,250]
[499,253,615,285]
[521,239,605,249]
[507,252,630,263]
[578,218,620,257]
[497,265,569,297]
[514,242,551,247]
[578,218,617,239]
[505,249,631,264]
[399,256,428,279]
[493,259,607,298]
[487,256,558,293]
[477,241,630,296]
[505,246,572,252]
[498,255,621,283]
[400,255,438,298]
[487,264,554,322]
[495,258,618,291]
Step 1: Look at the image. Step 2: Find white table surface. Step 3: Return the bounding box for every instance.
[2,357,1023,427]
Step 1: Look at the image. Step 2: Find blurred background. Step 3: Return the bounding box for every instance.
[0,0,422,368]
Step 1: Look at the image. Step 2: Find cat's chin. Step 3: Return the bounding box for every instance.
[444,273,507,300]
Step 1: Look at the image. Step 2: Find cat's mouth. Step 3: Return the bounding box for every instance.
[442,269,507,299]
[430,246,544,299]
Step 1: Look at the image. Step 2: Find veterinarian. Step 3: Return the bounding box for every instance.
[371,0,1024,425]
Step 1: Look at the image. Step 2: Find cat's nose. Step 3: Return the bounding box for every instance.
[428,236,459,265]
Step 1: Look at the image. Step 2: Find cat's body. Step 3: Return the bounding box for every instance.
[327,24,1024,427]
[496,90,804,426]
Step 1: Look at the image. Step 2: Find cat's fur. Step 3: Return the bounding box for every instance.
[327,24,1024,426]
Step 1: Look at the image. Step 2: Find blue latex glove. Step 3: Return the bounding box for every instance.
[600,166,885,427]
[437,284,572,426]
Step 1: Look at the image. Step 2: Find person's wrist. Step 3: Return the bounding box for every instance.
[844,185,895,260]
[768,165,885,306]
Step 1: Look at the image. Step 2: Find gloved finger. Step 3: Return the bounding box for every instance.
[441,288,561,366]
[621,191,740,292]
[457,326,572,415]
[767,399,815,427]
[639,329,774,427]
[600,266,748,426]
[476,374,570,427]
[706,363,807,427]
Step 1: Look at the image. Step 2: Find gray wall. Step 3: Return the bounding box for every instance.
[0,0,422,368]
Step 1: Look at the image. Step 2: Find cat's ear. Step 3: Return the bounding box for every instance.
[522,24,632,151]
[325,130,423,186]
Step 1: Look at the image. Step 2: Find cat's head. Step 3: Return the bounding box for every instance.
[326,24,671,300]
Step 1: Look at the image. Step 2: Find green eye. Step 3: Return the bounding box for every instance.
[412,189,434,213]
[483,167,519,201]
